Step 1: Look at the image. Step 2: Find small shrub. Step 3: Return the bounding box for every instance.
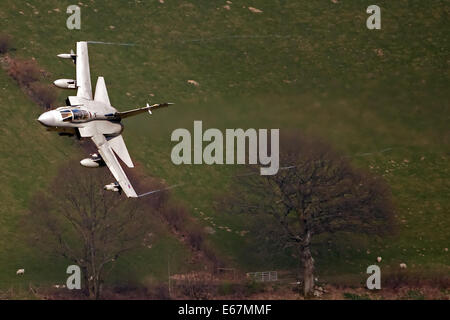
[383,269,450,289]
[203,245,225,270]
[403,289,425,300]
[343,292,371,300]
[108,284,148,299]
[164,205,188,232]
[8,58,40,86]
[218,281,235,296]
[147,283,171,300]
[0,34,12,54]
[143,276,171,299]
[29,82,57,108]
[244,279,265,296]
[186,225,205,251]
[175,276,216,299]
[128,172,169,210]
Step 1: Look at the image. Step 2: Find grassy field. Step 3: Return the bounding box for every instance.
[0,0,448,293]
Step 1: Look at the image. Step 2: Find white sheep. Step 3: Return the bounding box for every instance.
[16,268,25,275]
[376,256,382,263]
[399,263,407,269]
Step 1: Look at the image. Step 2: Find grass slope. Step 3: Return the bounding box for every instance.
[0,0,448,290]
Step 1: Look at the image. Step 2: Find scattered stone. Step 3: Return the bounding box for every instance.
[187,79,200,86]
[375,48,384,57]
[204,226,215,234]
[248,7,263,13]
[313,286,325,297]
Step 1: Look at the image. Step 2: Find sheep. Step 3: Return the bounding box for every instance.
[399,263,407,269]
[16,268,25,275]
[376,256,382,263]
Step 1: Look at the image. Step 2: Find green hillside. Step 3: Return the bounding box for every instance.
[0,0,448,293]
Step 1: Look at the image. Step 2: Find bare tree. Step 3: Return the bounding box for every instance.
[222,132,395,296]
[26,160,163,299]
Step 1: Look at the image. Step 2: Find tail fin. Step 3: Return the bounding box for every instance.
[94,77,111,106]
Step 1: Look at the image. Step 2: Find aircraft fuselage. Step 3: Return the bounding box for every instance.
[37,105,123,137]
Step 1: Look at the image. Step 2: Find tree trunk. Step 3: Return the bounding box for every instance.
[94,280,100,300]
[301,230,314,296]
[81,266,90,297]
[93,274,102,300]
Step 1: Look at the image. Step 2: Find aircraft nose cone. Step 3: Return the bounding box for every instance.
[37,111,55,127]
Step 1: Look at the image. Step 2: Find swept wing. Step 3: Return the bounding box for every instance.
[92,134,138,198]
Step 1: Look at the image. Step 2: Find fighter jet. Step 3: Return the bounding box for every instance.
[37,41,172,198]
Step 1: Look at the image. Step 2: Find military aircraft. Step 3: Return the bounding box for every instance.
[37,41,172,198]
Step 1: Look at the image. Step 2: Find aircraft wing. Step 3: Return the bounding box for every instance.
[76,41,93,100]
[91,134,138,198]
